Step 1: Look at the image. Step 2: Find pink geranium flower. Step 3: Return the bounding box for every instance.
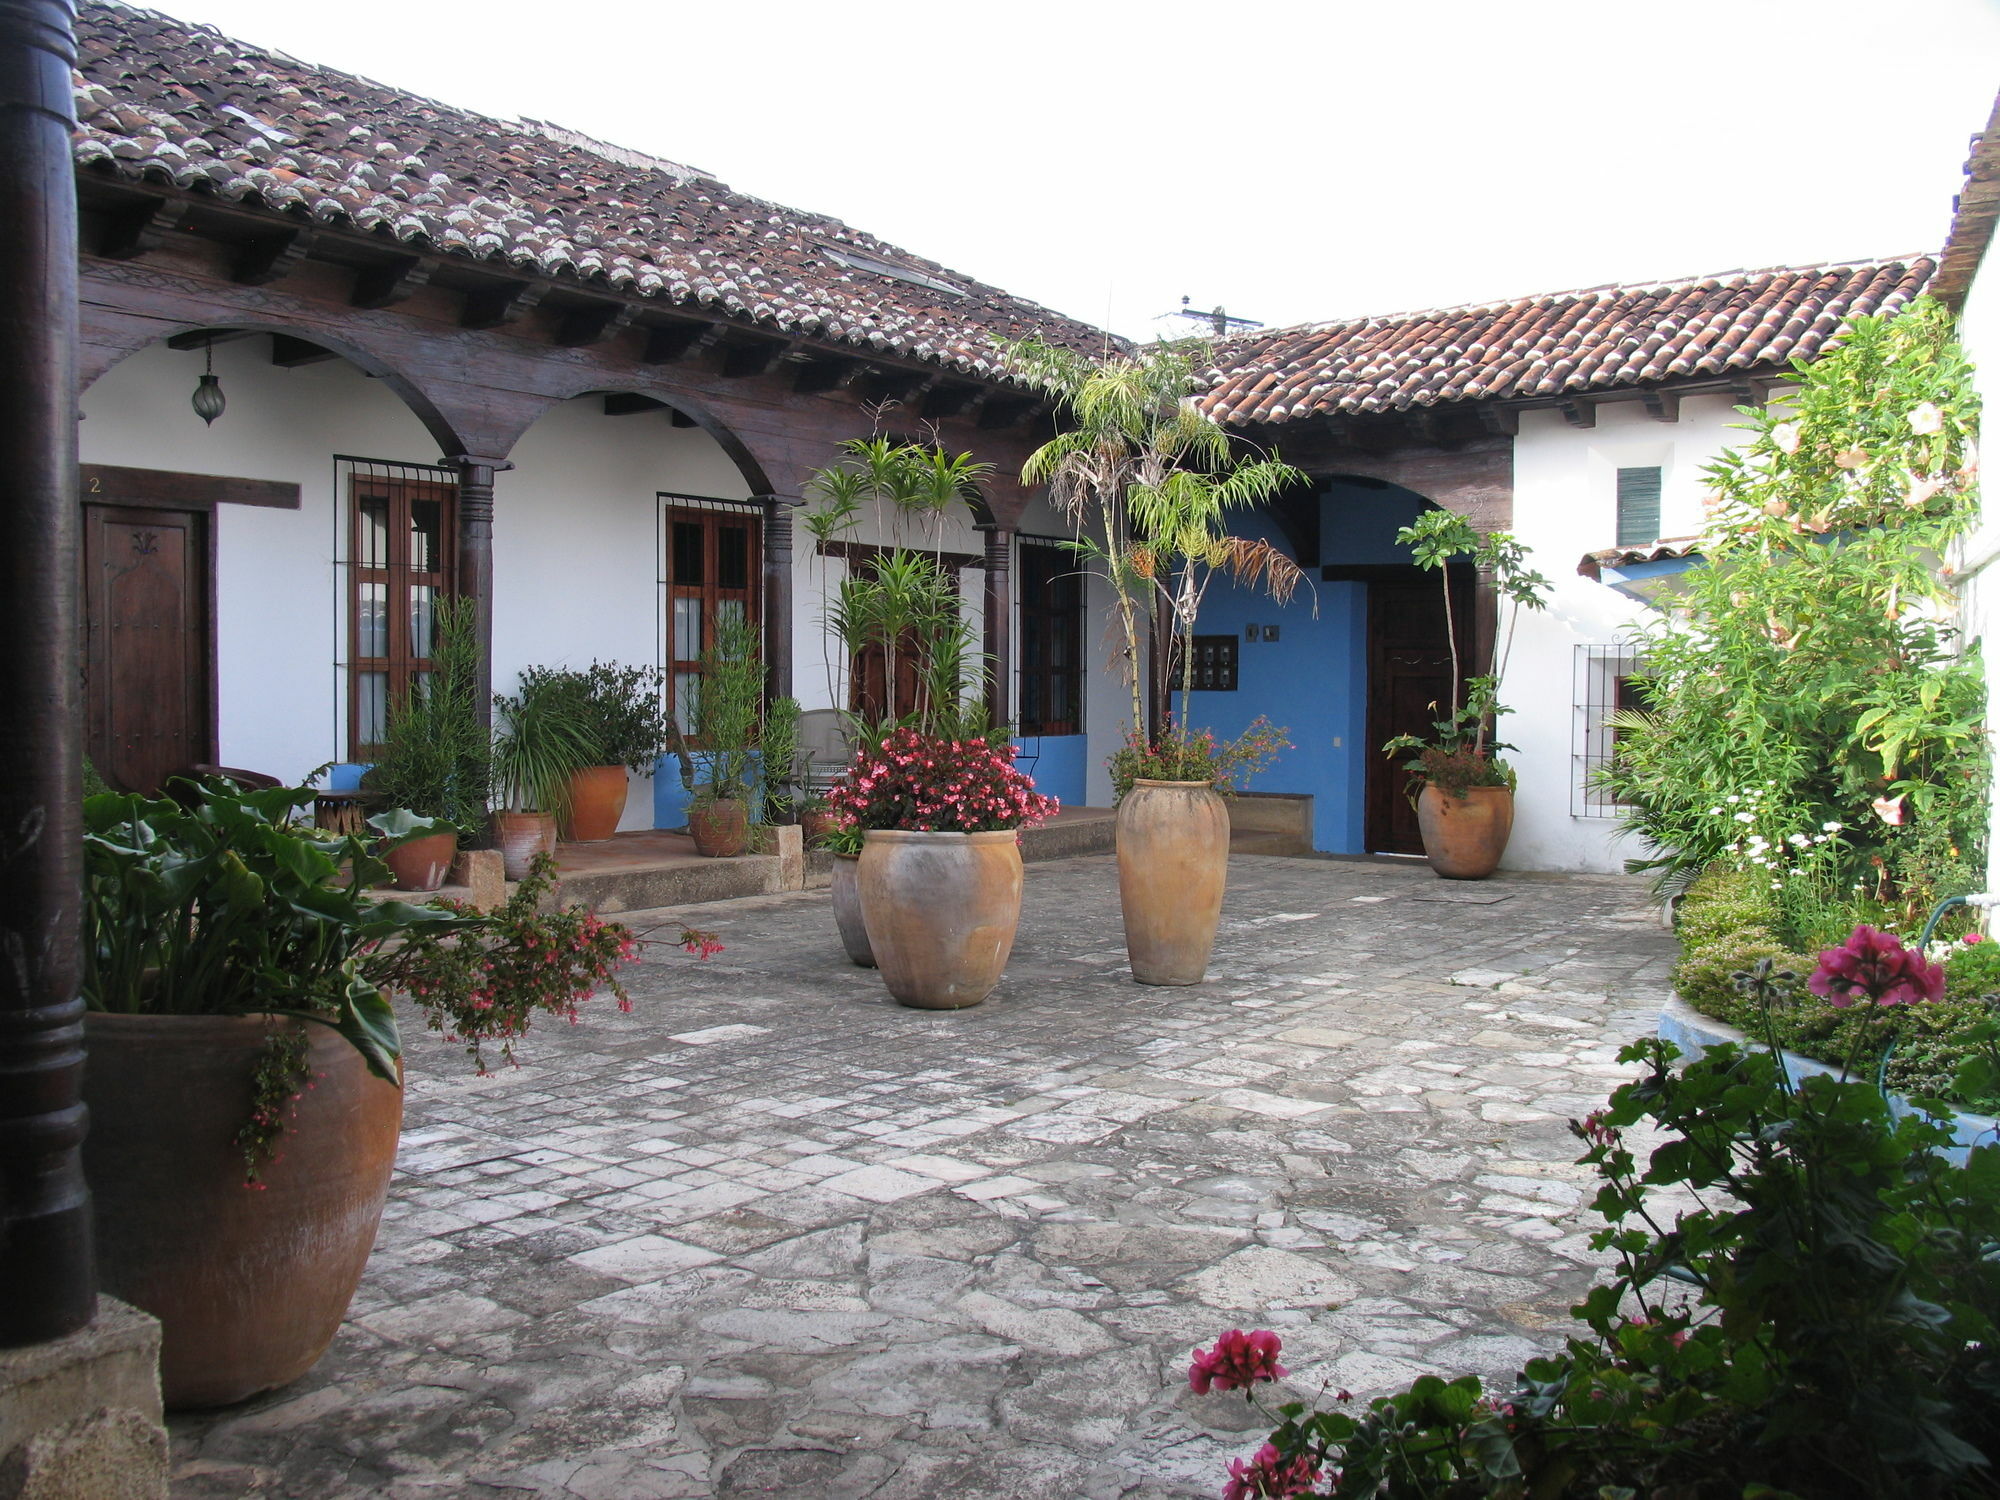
[1189,1329,1287,1394]
[1222,1443,1321,1500]
[1808,924,1945,1008]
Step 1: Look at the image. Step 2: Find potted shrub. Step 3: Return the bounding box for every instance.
[359,596,490,891]
[684,616,764,857]
[529,661,671,844]
[1009,337,1303,984]
[825,727,1057,1009]
[491,667,596,879]
[1380,512,1550,880]
[77,775,711,1409]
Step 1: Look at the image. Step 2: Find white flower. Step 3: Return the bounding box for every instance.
[1707,807,1722,816]
[1735,811,1755,823]
[1788,833,1809,847]
[1772,422,1802,454]
[1822,821,1843,832]
[1908,402,1945,435]
[1726,795,1740,804]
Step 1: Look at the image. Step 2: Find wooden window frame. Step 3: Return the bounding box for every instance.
[663,502,763,735]
[815,540,973,723]
[1016,538,1083,736]
[348,474,457,760]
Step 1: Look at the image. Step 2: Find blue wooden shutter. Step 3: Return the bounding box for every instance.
[1616,466,1662,547]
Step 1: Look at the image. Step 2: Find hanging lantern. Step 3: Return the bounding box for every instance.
[190,338,225,426]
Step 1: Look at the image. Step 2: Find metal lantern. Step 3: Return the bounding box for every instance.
[191,339,225,425]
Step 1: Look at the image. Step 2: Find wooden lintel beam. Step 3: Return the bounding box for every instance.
[1474,404,1519,437]
[459,280,545,330]
[1558,397,1597,429]
[721,339,793,379]
[270,334,338,368]
[1641,389,1681,423]
[864,369,931,405]
[231,228,315,286]
[351,256,434,310]
[793,357,856,394]
[641,321,723,364]
[921,384,981,420]
[97,195,188,260]
[554,302,638,348]
[164,328,259,351]
[603,393,669,416]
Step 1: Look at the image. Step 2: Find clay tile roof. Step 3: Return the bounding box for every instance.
[70,1,1107,380]
[1576,537,1706,582]
[1932,90,2000,312]
[1197,258,1937,428]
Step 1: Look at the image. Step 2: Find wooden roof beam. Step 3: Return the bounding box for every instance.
[603,393,670,416]
[978,396,1042,430]
[459,279,545,330]
[270,333,338,368]
[231,227,316,286]
[1641,389,1681,423]
[1558,397,1597,429]
[97,194,188,260]
[922,384,982,420]
[793,356,860,394]
[863,369,932,405]
[555,301,638,348]
[164,329,259,351]
[640,320,724,364]
[720,337,796,378]
[351,256,434,310]
[1474,404,1519,437]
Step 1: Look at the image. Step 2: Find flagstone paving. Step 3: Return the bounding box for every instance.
[169,852,1677,1499]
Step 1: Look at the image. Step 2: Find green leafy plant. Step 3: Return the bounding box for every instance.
[524,660,672,773]
[491,668,597,814]
[1106,717,1290,803]
[689,614,764,805]
[1380,512,1550,797]
[360,595,491,841]
[1197,940,2000,1498]
[759,694,802,823]
[1602,297,1985,920]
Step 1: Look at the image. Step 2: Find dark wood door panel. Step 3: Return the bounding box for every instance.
[1365,577,1460,855]
[83,504,211,793]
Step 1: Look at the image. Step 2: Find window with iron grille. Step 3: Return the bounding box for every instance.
[340,457,457,759]
[660,495,762,734]
[1017,536,1082,735]
[1616,466,1663,548]
[1573,643,1644,817]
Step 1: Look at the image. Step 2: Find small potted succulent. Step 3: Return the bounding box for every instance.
[824,727,1058,1008]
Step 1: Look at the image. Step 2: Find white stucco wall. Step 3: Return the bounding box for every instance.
[1948,270,2000,894]
[1503,394,1756,873]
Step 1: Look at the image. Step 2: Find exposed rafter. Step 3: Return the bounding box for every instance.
[351,256,433,310]
[641,320,723,365]
[164,328,258,351]
[231,227,315,286]
[458,279,545,330]
[1474,404,1519,437]
[1558,397,1597,429]
[721,338,794,379]
[922,384,982,421]
[97,194,187,260]
[792,357,858,395]
[978,397,1042,430]
[1640,389,1681,423]
[554,302,638,348]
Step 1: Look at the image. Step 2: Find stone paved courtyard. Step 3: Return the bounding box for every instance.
[169,852,1677,1498]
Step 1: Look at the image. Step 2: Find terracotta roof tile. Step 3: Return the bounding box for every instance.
[1198,259,1936,427]
[70,1,1105,379]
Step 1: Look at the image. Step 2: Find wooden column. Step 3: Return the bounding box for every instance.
[981,525,1013,728]
[759,496,795,704]
[448,455,511,731]
[0,0,94,1346]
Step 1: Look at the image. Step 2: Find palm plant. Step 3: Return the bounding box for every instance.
[361,596,490,841]
[1007,337,1306,734]
[689,615,764,804]
[491,670,595,814]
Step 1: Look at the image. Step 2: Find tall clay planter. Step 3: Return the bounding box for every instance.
[1118,778,1230,986]
[688,797,749,857]
[859,829,1021,1009]
[560,765,628,843]
[82,1013,402,1409]
[381,830,457,893]
[1416,785,1513,879]
[831,852,875,967]
[492,809,557,880]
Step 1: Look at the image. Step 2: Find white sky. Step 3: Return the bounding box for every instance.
[131,0,2000,342]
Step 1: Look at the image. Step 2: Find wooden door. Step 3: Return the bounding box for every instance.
[83,504,212,793]
[1365,575,1463,855]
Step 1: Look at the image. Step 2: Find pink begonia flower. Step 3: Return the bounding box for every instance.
[1189,1329,1287,1394]
[1809,924,1945,1008]
[1222,1443,1321,1500]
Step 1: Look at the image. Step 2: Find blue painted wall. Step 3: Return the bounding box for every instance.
[1016,733,1089,811]
[654,752,767,830]
[1180,511,1370,854]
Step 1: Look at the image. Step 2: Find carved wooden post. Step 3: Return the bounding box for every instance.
[448,455,511,730]
[0,0,95,1346]
[981,525,1013,727]
[759,495,795,704]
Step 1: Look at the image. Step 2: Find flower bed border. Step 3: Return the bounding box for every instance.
[1658,993,1998,1164]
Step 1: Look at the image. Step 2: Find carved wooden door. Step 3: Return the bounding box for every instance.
[83,504,211,793]
[1365,576,1463,855]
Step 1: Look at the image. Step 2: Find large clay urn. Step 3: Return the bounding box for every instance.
[82,1013,402,1409]
[560,765,628,843]
[1417,784,1514,879]
[858,829,1022,1009]
[1117,779,1230,986]
[688,797,749,857]
[381,830,457,892]
[830,852,875,967]
[491,809,557,880]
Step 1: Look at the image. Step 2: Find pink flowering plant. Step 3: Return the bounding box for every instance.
[1107,715,1290,803]
[823,727,1058,834]
[1195,951,2000,1497]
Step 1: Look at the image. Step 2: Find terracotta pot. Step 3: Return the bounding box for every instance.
[380,830,457,892]
[688,798,748,858]
[830,852,875,967]
[559,765,628,843]
[1416,784,1514,880]
[491,809,557,881]
[858,829,1022,1009]
[1117,779,1231,986]
[799,807,839,848]
[81,1013,402,1409]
